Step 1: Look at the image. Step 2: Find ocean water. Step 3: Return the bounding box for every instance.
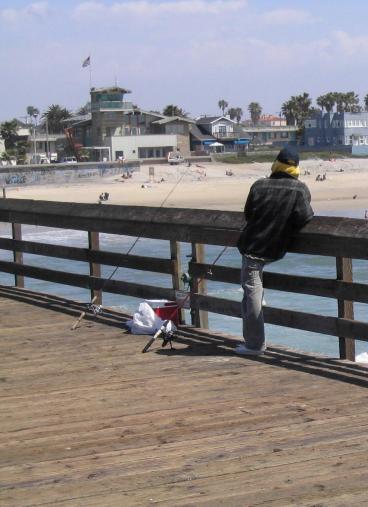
[0,208,367,358]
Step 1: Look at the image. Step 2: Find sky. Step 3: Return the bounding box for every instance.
[1,0,368,121]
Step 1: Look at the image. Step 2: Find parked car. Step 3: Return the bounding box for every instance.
[167,151,185,165]
[61,156,77,164]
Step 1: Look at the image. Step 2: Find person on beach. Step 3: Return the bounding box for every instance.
[236,146,314,355]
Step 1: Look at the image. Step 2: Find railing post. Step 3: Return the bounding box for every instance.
[190,242,209,329]
[170,240,185,324]
[12,223,24,288]
[88,231,102,305]
[336,257,355,361]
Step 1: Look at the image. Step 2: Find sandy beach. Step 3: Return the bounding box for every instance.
[4,157,368,216]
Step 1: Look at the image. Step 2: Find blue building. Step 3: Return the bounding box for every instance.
[304,111,368,148]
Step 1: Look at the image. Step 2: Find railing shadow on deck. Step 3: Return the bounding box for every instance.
[156,332,368,389]
[2,285,368,390]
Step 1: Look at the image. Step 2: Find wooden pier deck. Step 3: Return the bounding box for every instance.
[2,286,368,507]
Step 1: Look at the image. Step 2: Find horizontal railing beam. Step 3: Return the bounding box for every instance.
[191,294,368,341]
[1,200,368,258]
[189,263,368,303]
[0,238,174,274]
[0,260,176,301]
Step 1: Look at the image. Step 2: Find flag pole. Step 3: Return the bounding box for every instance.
[89,52,92,89]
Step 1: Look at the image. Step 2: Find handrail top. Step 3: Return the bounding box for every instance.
[1,199,368,258]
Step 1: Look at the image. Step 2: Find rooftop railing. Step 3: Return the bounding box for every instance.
[91,101,134,111]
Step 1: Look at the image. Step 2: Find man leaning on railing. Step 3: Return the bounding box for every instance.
[236,146,314,356]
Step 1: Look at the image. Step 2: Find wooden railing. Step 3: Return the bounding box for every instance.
[0,198,367,361]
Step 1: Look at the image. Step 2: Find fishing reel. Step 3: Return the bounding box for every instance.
[87,303,103,315]
[181,272,192,289]
[142,319,176,353]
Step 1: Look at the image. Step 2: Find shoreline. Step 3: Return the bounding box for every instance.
[2,157,368,216]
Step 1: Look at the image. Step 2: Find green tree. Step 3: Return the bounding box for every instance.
[316,93,336,113]
[364,94,368,111]
[14,140,29,164]
[281,93,312,127]
[218,99,229,115]
[76,102,91,115]
[162,104,186,117]
[341,91,360,112]
[42,104,72,133]
[0,119,18,150]
[228,107,243,123]
[26,105,39,125]
[332,92,360,113]
[248,102,262,125]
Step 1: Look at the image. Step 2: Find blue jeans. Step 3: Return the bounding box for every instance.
[241,256,266,351]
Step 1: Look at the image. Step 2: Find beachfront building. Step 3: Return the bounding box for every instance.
[242,125,298,147]
[67,86,193,161]
[193,116,250,152]
[243,115,287,127]
[304,111,368,150]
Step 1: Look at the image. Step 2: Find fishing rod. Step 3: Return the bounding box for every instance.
[71,165,192,330]
[141,244,229,353]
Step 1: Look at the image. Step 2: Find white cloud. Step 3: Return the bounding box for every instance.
[333,30,368,57]
[73,0,247,18]
[0,2,49,23]
[262,8,315,25]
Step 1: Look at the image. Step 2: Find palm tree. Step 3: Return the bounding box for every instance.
[281,93,312,128]
[218,99,228,115]
[42,104,72,133]
[26,106,39,125]
[228,107,243,123]
[0,119,18,150]
[281,99,298,126]
[364,94,368,111]
[248,102,262,125]
[342,91,360,112]
[316,94,336,113]
[162,104,186,117]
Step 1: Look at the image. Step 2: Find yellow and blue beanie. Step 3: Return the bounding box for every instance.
[271,146,300,178]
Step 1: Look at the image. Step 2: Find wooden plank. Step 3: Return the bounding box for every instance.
[88,231,101,305]
[0,237,174,274]
[2,295,368,507]
[190,243,208,329]
[336,257,355,361]
[11,223,24,288]
[170,240,185,324]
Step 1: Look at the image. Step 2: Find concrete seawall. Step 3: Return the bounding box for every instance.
[0,160,140,187]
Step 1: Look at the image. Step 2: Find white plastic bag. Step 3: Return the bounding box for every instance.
[126,302,163,335]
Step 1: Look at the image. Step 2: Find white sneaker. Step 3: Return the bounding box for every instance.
[234,344,265,356]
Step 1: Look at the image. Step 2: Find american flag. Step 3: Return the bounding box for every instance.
[82,56,90,68]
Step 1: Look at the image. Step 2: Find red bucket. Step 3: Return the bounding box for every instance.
[146,300,179,326]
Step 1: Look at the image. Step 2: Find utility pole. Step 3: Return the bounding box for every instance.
[46,118,50,158]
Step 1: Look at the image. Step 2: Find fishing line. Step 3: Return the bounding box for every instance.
[71,166,193,329]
